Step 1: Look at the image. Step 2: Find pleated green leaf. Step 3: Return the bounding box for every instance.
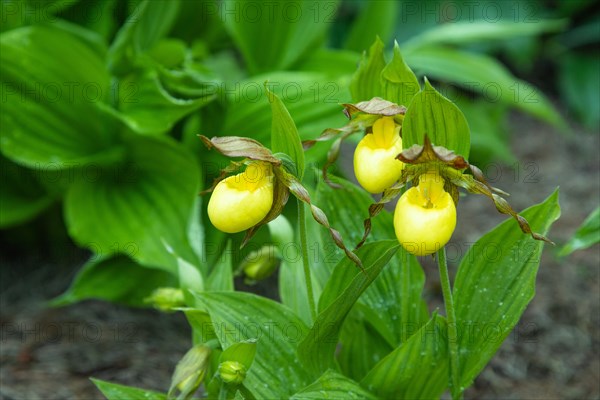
[291,369,378,400]
[381,42,420,107]
[91,378,166,400]
[0,25,119,167]
[114,66,216,135]
[403,77,471,159]
[108,0,180,75]
[404,46,567,131]
[350,37,386,102]
[361,314,449,399]
[221,0,339,74]
[454,189,561,390]
[0,156,55,228]
[64,135,201,273]
[51,255,175,307]
[268,87,305,179]
[192,291,313,398]
[298,240,400,374]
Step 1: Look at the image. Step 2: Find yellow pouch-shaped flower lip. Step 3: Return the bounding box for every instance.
[354,116,404,193]
[394,171,456,256]
[208,162,274,233]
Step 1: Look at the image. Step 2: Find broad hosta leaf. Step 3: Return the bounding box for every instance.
[0,25,119,167]
[344,1,398,53]
[350,37,386,101]
[361,314,448,399]
[403,20,567,48]
[268,87,305,178]
[454,189,561,390]
[298,241,399,374]
[559,206,600,256]
[403,77,471,159]
[65,135,201,273]
[192,291,314,398]
[51,255,175,307]
[291,369,378,400]
[108,0,180,75]
[403,46,567,131]
[114,66,216,135]
[0,156,54,228]
[221,0,339,74]
[381,42,420,107]
[91,378,166,400]
[223,72,350,159]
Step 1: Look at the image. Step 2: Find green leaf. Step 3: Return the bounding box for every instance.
[403,46,567,131]
[64,135,201,273]
[0,25,119,167]
[337,309,394,381]
[315,177,428,346]
[558,53,600,129]
[267,87,305,179]
[403,77,471,159]
[404,20,567,48]
[51,255,175,307]
[291,369,378,400]
[108,0,180,75]
[344,1,398,53]
[221,0,339,74]
[296,48,360,77]
[222,72,350,159]
[0,155,54,228]
[559,206,600,256]
[454,189,561,390]
[298,240,399,374]
[381,42,420,107]
[275,214,315,325]
[206,240,235,292]
[113,66,216,135]
[91,378,166,400]
[192,291,313,398]
[361,314,449,399]
[220,339,257,369]
[350,37,386,101]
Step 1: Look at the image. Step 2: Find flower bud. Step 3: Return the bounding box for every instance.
[169,345,212,398]
[208,162,274,233]
[353,116,404,193]
[145,287,185,312]
[394,171,456,256]
[218,361,247,385]
[240,245,280,282]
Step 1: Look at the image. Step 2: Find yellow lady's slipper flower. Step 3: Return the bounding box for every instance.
[394,171,456,256]
[353,116,404,193]
[208,162,274,233]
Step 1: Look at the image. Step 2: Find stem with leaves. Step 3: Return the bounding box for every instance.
[438,247,462,400]
[298,198,317,323]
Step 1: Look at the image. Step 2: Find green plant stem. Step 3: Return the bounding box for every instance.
[218,385,228,400]
[298,199,317,323]
[438,247,462,400]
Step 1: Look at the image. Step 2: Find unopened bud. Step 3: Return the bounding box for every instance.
[219,361,247,385]
[145,287,185,312]
[169,345,212,398]
[241,245,280,282]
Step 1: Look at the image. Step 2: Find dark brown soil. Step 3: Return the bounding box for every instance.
[1,111,599,399]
